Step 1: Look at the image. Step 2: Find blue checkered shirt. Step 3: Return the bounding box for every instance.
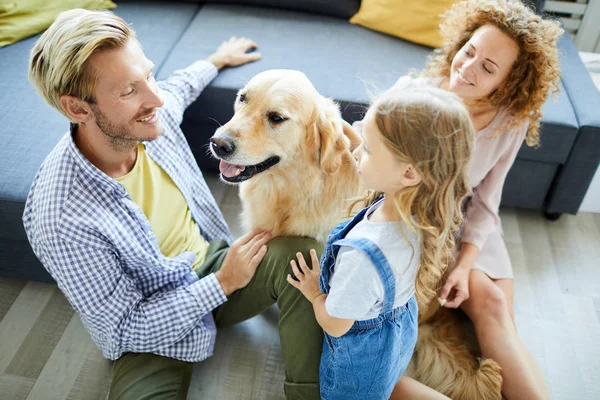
[23,61,234,362]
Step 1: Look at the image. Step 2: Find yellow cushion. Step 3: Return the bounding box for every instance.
[350,0,455,48]
[0,0,116,48]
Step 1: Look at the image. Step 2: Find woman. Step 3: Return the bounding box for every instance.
[345,1,562,398]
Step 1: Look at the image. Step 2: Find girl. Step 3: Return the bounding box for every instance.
[382,1,562,398]
[287,82,475,399]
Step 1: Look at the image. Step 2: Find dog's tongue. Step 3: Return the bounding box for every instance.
[219,160,246,178]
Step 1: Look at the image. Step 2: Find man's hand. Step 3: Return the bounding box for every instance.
[207,37,261,70]
[287,249,323,303]
[439,264,470,308]
[215,229,271,296]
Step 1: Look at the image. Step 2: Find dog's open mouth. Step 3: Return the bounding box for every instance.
[218,156,280,183]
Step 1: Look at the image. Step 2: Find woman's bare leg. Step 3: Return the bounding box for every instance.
[389,376,450,400]
[461,270,549,400]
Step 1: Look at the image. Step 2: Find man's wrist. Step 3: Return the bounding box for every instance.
[207,53,226,71]
[214,270,235,296]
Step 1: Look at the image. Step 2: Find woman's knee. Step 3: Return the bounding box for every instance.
[465,281,510,326]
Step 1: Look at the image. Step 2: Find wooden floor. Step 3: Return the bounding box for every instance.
[1,173,599,400]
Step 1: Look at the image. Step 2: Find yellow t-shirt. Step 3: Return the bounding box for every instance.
[117,143,210,269]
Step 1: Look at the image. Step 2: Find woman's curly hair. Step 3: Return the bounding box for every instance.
[424,0,563,147]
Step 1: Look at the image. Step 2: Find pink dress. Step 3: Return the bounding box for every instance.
[355,76,528,279]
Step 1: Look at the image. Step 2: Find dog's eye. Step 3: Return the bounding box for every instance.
[268,113,286,124]
[239,94,246,103]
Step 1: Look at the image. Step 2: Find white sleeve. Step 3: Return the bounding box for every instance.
[325,247,383,320]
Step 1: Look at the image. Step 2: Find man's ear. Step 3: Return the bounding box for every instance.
[59,95,92,124]
[402,164,422,187]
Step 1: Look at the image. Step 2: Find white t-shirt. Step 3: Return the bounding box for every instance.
[325,200,421,321]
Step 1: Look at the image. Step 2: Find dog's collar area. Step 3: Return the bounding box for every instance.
[219,156,280,183]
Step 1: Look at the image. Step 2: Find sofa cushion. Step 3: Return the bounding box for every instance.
[157,4,578,170]
[0,0,116,48]
[0,1,201,241]
[349,0,454,48]
[176,0,360,19]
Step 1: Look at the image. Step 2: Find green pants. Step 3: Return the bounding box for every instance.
[109,237,324,400]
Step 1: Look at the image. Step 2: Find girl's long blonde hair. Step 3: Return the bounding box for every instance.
[424,0,563,147]
[352,83,475,309]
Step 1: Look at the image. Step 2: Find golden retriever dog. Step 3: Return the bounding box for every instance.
[209,69,360,242]
[210,69,503,399]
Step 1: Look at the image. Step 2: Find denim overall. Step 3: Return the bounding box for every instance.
[318,205,419,400]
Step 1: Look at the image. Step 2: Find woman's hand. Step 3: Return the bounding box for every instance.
[286,249,323,303]
[439,264,471,308]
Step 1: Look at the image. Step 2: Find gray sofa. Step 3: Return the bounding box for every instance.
[1,0,599,283]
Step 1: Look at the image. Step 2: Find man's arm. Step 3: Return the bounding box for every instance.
[43,238,227,359]
[158,37,261,125]
[40,227,271,359]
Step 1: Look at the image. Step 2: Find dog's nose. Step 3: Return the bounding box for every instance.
[210,136,236,158]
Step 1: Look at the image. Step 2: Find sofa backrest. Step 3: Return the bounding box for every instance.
[182,0,361,19]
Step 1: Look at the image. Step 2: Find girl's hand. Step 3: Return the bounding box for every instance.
[287,249,323,303]
[439,265,470,308]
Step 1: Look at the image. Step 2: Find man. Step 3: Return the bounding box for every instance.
[25,9,323,399]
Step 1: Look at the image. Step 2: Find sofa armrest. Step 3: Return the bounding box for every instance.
[545,34,600,215]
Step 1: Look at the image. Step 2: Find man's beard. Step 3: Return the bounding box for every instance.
[90,104,161,152]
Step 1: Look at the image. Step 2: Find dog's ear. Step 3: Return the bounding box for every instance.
[309,101,348,174]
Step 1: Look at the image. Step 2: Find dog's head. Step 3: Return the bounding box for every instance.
[210,69,347,183]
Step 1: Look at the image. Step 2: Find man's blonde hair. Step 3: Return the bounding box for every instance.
[29,9,134,119]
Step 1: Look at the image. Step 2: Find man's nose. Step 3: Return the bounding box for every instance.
[144,80,164,109]
[210,135,236,158]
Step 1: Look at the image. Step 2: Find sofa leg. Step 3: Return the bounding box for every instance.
[543,211,562,221]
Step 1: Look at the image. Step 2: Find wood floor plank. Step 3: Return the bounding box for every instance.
[254,321,285,400]
[559,294,600,399]
[5,289,74,379]
[26,314,110,400]
[0,281,56,374]
[222,322,271,399]
[516,209,564,320]
[220,204,244,239]
[64,347,112,400]
[2,203,599,399]
[499,207,522,245]
[0,374,36,400]
[594,213,600,235]
[0,278,27,322]
[204,172,230,205]
[594,297,600,323]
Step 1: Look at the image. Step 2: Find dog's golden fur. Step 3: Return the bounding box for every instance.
[407,302,503,399]
[213,69,503,398]
[211,70,360,242]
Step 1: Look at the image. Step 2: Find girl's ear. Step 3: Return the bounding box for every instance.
[402,164,422,187]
